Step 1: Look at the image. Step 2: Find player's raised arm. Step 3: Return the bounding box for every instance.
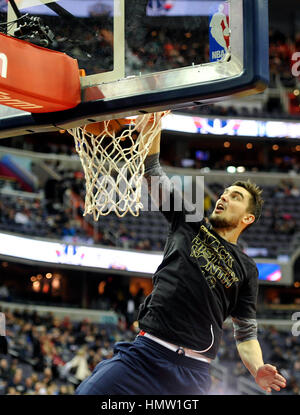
[236,338,287,393]
[136,111,166,156]
[136,112,175,213]
[136,111,199,223]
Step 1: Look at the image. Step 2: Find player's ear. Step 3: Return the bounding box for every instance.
[242,213,255,226]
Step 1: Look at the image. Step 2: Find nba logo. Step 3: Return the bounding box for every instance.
[209,2,230,62]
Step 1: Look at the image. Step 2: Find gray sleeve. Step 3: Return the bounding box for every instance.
[144,153,180,213]
[143,154,201,225]
[232,316,258,344]
[144,153,163,176]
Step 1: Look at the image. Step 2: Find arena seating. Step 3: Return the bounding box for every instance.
[1,176,299,259]
[0,306,299,395]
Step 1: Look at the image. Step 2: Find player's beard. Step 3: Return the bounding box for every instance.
[208,212,239,230]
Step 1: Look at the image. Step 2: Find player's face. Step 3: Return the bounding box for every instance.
[209,186,254,229]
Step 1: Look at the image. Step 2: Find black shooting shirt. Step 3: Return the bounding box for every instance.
[138,158,259,359]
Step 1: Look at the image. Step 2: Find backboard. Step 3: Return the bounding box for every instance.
[0,0,269,137]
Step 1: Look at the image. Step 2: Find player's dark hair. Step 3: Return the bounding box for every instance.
[232,180,264,224]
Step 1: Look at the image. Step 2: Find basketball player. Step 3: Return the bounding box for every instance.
[76,114,287,395]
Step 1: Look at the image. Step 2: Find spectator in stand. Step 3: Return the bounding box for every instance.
[118,224,131,249]
[43,367,54,387]
[125,294,136,329]
[62,347,91,383]
[233,361,249,378]
[0,283,11,302]
[46,382,59,395]
[269,346,289,369]
[8,367,26,395]
[291,185,300,198]
[34,381,47,395]
[58,384,75,395]
[24,375,35,395]
[7,386,20,395]
[0,358,10,393]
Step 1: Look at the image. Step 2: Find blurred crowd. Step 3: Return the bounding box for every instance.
[0,306,135,395]
[55,23,300,119]
[0,174,165,251]
[72,22,300,118]
[212,323,300,395]
[269,30,300,89]
[1,173,300,257]
[0,306,299,395]
[4,129,300,174]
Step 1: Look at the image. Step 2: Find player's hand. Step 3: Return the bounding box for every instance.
[255,364,286,393]
[135,111,170,133]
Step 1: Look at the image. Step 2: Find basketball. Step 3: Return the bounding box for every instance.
[84,118,132,137]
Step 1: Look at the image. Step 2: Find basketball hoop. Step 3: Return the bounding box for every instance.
[67,112,169,220]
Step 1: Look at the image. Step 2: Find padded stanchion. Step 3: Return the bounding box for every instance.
[0,33,81,113]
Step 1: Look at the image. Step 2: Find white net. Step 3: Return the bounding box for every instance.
[67,112,168,220]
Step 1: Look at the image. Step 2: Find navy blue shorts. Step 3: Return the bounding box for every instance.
[75,335,211,395]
